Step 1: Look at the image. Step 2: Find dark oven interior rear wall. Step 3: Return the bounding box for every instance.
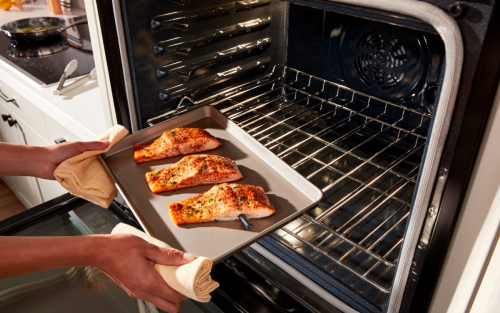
[286,4,445,120]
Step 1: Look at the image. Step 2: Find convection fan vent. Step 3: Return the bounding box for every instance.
[353,30,408,89]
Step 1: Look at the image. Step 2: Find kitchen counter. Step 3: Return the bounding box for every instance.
[0,4,114,140]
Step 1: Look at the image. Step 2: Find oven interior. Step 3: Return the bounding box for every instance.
[118,0,446,311]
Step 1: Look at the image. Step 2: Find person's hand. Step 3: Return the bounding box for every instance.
[40,141,110,180]
[95,234,195,313]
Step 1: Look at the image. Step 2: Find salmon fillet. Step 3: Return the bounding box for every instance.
[168,183,275,225]
[145,155,243,193]
[133,128,221,163]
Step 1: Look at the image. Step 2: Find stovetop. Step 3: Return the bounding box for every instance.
[0,15,94,86]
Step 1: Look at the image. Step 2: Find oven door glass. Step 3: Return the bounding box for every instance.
[0,201,223,313]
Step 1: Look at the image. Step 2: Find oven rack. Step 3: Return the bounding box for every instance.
[148,65,431,299]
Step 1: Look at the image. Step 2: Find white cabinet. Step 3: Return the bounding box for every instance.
[0,101,43,208]
[0,86,82,208]
[0,102,20,194]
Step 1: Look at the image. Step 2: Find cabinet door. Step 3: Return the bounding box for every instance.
[0,103,20,192]
[10,121,44,208]
[11,113,57,207]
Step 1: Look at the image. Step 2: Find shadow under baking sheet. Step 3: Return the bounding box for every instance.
[102,106,323,263]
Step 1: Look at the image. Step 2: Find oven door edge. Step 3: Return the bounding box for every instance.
[330,1,463,312]
[111,0,140,133]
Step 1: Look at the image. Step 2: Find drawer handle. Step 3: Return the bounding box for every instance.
[1,114,16,127]
[0,89,15,103]
[54,137,67,144]
[7,118,17,127]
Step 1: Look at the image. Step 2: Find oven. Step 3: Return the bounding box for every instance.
[87,0,500,312]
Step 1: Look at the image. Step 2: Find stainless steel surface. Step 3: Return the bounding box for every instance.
[246,243,356,313]
[100,106,323,263]
[111,0,139,133]
[55,59,78,92]
[153,16,272,56]
[54,68,97,95]
[156,37,271,80]
[151,0,271,31]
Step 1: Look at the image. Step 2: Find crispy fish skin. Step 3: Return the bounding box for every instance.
[145,155,243,193]
[168,183,275,225]
[133,128,221,164]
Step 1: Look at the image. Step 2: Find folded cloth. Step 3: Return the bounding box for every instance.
[54,125,129,208]
[111,223,219,302]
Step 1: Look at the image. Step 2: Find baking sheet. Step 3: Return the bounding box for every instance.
[101,106,323,263]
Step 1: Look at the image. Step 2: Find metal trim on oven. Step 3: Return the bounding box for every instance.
[249,243,358,313]
[111,0,139,133]
[329,1,463,312]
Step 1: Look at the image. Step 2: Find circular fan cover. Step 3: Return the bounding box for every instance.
[340,24,427,102]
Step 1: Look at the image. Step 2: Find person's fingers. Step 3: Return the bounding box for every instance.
[76,140,110,153]
[148,246,196,267]
[137,293,184,313]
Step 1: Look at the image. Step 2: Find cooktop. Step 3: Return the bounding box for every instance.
[0,15,94,86]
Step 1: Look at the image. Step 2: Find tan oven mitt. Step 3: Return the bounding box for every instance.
[112,223,220,302]
[54,125,129,208]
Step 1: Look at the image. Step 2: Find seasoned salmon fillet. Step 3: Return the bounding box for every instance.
[133,128,221,163]
[168,183,275,225]
[145,155,243,193]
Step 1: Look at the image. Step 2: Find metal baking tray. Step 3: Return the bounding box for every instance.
[100,106,323,263]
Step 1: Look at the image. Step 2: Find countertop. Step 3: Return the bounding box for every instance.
[0,4,113,140]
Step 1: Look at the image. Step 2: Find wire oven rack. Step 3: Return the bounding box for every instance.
[148,64,432,308]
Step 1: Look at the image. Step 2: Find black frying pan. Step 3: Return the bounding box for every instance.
[1,17,87,42]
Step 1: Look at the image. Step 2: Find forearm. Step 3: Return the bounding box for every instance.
[0,235,105,279]
[0,143,49,177]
